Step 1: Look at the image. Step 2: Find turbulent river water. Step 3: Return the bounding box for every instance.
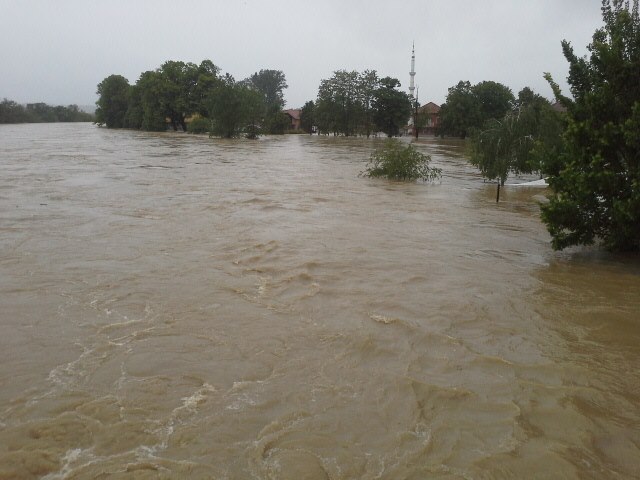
[1,123,639,479]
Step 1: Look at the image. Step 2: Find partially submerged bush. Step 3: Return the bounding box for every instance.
[362,139,441,181]
[188,116,211,134]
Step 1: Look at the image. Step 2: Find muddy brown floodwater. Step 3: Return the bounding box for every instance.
[0,123,639,479]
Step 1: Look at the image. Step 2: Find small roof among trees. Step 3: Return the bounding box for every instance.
[419,102,441,114]
[284,109,301,120]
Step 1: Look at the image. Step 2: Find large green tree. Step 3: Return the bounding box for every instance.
[315,70,362,136]
[136,70,170,132]
[439,80,515,138]
[469,87,564,185]
[358,70,379,137]
[541,0,640,251]
[300,100,315,134]
[95,74,130,128]
[473,81,515,123]
[438,81,480,138]
[246,69,287,110]
[372,77,412,137]
[243,69,287,134]
[208,75,265,138]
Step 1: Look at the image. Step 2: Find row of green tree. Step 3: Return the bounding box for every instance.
[457,0,639,252]
[0,99,94,124]
[95,60,290,137]
[298,70,412,137]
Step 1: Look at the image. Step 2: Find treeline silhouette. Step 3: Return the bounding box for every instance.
[0,98,94,124]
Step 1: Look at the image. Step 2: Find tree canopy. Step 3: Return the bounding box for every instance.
[96,75,130,128]
[468,87,564,185]
[208,75,265,138]
[372,77,412,137]
[245,69,287,111]
[300,100,315,134]
[313,70,410,137]
[438,80,515,138]
[541,0,640,251]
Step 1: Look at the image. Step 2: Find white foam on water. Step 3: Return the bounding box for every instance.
[42,447,96,480]
[505,178,548,186]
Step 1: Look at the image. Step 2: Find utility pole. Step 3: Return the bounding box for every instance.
[414,86,419,139]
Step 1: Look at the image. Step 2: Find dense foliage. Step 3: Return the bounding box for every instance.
[371,77,413,137]
[541,0,640,251]
[300,100,315,133]
[438,80,515,138]
[362,140,442,182]
[207,75,264,138]
[314,70,411,137]
[95,75,130,128]
[95,60,287,137]
[0,98,93,124]
[186,116,210,134]
[468,87,565,185]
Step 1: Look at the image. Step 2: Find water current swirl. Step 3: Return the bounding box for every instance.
[0,123,639,479]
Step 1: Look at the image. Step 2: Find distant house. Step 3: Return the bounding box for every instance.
[416,102,441,135]
[283,109,302,130]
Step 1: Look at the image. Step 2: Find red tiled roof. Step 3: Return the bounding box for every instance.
[419,102,440,114]
[284,109,301,120]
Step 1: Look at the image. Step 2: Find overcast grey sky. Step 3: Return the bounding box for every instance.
[1,0,603,109]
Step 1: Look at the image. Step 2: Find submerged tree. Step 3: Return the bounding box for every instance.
[208,75,265,138]
[300,100,315,134]
[246,69,287,110]
[97,59,222,132]
[314,70,410,137]
[468,88,564,186]
[541,0,640,251]
[372,77,412,137]
[438,80,515,138]
[245,69,288,134]
[358,70,379,137]
[315,70,362,136]
[96,74,130,128]
[362,139,441,182]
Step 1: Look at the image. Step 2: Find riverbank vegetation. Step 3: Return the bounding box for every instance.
[463,0,639,252]
[540,0,640,252]
[0,99,93,123]
[95,61,289,138]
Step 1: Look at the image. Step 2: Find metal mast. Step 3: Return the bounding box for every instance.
[409,42,416,99]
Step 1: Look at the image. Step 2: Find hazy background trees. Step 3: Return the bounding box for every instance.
[1,98,93,123]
